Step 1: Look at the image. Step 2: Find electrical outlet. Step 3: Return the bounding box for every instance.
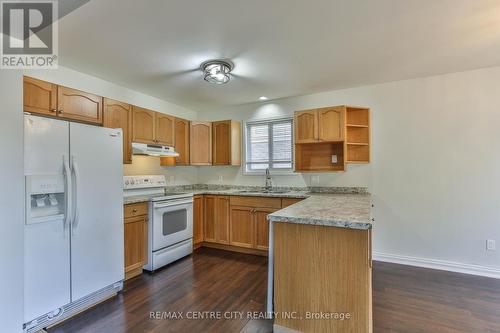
[487,239,496,251]
[218,175,223,183]
[331,155,338,164]
[168,175,175,184]
[312,175,320,185]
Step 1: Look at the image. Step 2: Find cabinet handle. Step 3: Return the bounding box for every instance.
[58,109,63,114]
[132,209,138,213]
[50,108,57,113]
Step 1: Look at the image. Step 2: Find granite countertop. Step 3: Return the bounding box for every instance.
[123,189,310,205]
[267,193,372,230]
[123,185,372,230]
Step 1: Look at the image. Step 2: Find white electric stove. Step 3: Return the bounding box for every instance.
[123,175,193,272]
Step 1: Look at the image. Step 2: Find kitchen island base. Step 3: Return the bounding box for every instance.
[273,222,372,333]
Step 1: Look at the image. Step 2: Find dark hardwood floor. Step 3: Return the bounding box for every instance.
[49,248,500,333]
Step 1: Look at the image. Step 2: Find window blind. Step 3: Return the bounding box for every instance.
[246,118,293,172]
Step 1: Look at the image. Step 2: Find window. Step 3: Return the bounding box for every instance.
[245,118,293,172]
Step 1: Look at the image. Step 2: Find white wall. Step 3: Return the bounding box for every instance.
[0,71,24,332]
[124,156,198,185]
[199,66,500,272]
[25,66,200,182]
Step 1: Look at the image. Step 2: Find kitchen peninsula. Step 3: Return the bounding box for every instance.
[267,193,373,333]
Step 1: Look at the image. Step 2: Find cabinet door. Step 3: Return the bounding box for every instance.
[193,195,204,245]
[318,107,345,142]
[57,86,103,124]
[132,106,156,144]
[175,118,190,165]
[190,121,212,165]
[216,196,230,244]
[204,195,217,243]
[212,120,231,165]
[103,98,132,164]
[124,216,146,280]
[23,76,57,116]
[155,112,175,146]
[254,208,276,250]
[294,110,318,143]
[229,206,254,248]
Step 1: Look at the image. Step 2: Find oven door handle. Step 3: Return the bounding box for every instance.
[153,199,193,209]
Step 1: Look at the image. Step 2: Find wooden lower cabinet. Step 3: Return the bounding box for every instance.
[254,208,275,250]
[203,195,229,245]
[124,203,148,280]
[200,195,305,253]
[229,206,255,248]
[228,196,283,251]
[193,195,204,247]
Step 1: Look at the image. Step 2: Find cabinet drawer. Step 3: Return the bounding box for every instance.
[124,202,148,218]
[230,196,282,209]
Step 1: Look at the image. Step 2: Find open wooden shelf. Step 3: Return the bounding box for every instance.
[346,107,370,163]
[346,107,369,127]
[295,142,345,172]
[346,144,370,163]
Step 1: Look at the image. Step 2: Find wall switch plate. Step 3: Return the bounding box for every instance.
[331,155,338,164]
[487,239,496,251]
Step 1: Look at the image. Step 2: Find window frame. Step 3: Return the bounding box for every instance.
[243,117,294,175]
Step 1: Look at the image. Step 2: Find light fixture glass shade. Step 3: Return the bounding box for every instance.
[201,60,232,84]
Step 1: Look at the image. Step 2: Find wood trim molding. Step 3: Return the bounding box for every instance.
[373,252,500,279]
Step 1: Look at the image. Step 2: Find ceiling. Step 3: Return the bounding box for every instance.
[59,0,500,111]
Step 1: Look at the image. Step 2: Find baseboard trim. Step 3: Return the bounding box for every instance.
[373,252,500,279]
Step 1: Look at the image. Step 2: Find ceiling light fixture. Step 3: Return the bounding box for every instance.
[201,60,233,84]
[259,96,268,101]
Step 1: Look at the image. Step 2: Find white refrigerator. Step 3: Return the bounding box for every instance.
[24,114,124,332]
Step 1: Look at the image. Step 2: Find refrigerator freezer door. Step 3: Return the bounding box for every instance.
[69,123,124,301]
[24,115,71,321]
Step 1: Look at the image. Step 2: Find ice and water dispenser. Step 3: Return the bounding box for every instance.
[26,175,66,224]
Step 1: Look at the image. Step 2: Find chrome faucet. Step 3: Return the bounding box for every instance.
[265,168,273,190]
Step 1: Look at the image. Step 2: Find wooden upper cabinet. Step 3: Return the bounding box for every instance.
[57,86,103,125]
[294,110,318,143]
[318,107,345,142]
[23,76,57,116]
[174,118,190,165]
[190,121,212,165]
[212,120,241,166]
[132,106,156,144]
[155,113,174,146]
[103,98,133,164]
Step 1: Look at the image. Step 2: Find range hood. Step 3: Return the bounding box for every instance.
[132,142,179,157]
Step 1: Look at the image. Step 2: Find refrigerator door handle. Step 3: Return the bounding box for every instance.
[71,156,80,235]
[63,155,72,237]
